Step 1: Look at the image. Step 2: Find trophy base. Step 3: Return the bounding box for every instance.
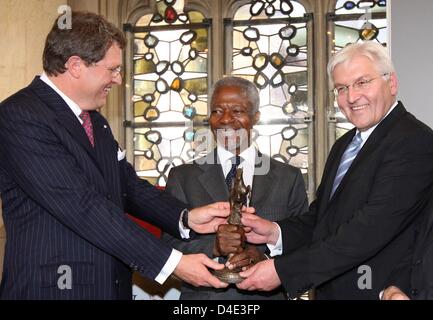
[212,267,244,284]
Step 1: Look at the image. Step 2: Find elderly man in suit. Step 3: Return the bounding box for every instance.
[223,41,433,299]
[162,76,308,300]
[0,11,237,300]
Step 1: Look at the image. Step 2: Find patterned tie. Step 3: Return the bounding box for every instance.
[225,155,241,190]
[330,132,363,198]
[79,111,95,147]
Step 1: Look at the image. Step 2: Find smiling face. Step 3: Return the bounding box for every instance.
[333,55,398,131]
[77,43,122,110]
[209,85,260,154]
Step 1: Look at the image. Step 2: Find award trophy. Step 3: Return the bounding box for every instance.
[213,167,252,283]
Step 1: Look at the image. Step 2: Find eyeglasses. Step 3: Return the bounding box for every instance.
[92,63,122,77]
[333,73,389,97]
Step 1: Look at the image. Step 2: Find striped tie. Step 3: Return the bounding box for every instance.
[79,111,95,147]
[225,155,241,190]
[330,132,363,198]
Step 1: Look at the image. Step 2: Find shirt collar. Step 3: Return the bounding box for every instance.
[217,144,256,168]
[40,72,83,123]
[357,100,398,145]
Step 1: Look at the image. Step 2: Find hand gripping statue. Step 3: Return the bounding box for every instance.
[213,168,252,283]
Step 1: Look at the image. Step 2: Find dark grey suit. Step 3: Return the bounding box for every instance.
[162,151,308,300]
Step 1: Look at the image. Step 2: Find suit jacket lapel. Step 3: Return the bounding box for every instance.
[92,112,118,180]
[321,130,356,203]
[328,102,407,202]
[196,150,275,205]
[250,153,275,207]
[28,77,103,174]
[56,110,98,159]
[197,151,229,202]
[198,166,228,202]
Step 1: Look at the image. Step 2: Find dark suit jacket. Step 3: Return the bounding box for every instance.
[162,151,308,300]
[274,102,433,299]
[0,77,187,299]
[385,192,433,300]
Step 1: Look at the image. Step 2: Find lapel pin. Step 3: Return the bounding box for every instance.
[103,125,108,129]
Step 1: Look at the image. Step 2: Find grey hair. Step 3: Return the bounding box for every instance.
[327,41,395,88]
[210,76,260,114]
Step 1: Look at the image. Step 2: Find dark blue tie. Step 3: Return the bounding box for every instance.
[330,132,363,198]
[225,155,241,190]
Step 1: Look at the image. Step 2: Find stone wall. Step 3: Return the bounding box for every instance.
[0,0,65,282]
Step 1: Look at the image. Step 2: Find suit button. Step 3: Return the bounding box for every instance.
[411,289,418,296]
[106,194,112,200]
[414,259,422,266]
[114,279,119,285]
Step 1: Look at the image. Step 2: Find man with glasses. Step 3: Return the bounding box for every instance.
[220,41,433,299]
[0,11,236,299]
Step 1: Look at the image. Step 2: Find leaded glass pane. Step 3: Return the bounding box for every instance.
[231,0,310,187]
[234,0,306,20]
[130,3,209,185]
[188,11,205,23]
[335,0,386,15]
[134,126,210,186]
[331,0,387,137]
[136,15,152,27]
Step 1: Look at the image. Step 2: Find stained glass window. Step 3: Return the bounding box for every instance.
[328,0,387,140]
[126,0,211,186]
[227,0,312,190]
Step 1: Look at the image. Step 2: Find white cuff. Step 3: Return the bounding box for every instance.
[154,249,183,285]
[266,222,283,257]
[179,209,191,239]
[379,290,384,300]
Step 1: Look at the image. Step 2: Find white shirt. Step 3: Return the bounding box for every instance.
[40,73,182,285]
[40,73,83,123]
[217,145,283,256]
[357,100,398,147]
[217,144,256,206]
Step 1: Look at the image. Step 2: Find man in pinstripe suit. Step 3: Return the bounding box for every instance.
[0,11,236,299]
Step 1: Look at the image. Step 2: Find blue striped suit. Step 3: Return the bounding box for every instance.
[0,77,187,299]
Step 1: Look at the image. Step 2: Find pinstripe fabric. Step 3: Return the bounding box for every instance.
[0,77,187,299]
